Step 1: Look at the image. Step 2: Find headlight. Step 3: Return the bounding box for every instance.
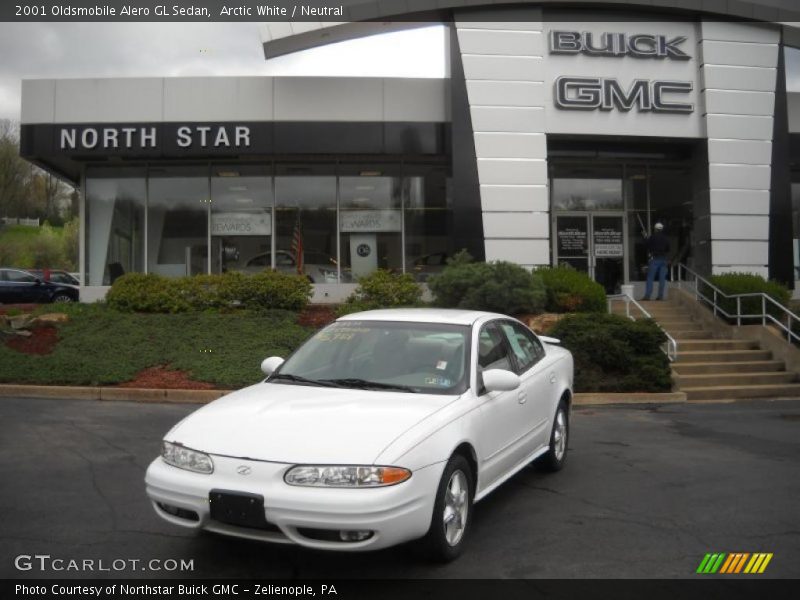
[161,441,214,474]
[284,465,411,487]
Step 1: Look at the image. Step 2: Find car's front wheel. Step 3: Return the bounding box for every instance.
[539,401,569,472]
[419,454,473,562]
[52,294,74,303]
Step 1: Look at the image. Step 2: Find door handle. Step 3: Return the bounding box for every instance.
[549,372,556,384]
[518,391,528,404]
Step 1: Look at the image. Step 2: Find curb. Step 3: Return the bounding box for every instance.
[573,392,686,406]
[0,384,686,406]
[0,384,229,404]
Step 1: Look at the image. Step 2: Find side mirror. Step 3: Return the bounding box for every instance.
[482,369,521,393]
[539,336,561,345]
[260,356,285,376]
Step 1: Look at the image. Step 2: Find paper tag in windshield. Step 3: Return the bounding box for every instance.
[436,360,447,370]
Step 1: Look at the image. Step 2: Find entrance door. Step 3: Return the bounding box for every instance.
[553,213,627,293]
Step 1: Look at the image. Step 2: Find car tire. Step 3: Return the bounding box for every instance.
[52,294,74,303]
[539,400,569,472]
[418,454,473,562]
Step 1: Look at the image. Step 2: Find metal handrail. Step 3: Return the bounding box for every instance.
[671,263,800,345]
[607,294,678,362]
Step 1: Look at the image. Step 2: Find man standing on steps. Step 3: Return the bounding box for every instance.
[642,222,670,301]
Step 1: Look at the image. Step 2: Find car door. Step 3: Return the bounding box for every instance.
[0,270,13,303]
[498,320,553,453]
[3,269,44,303]
[473,320,533,491]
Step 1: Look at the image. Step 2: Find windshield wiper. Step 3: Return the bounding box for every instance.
[320,378,418,393]
[269,373,341,388]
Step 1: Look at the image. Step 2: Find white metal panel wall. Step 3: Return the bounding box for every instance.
[699,21,780,276]
[456,13,549,269]
[20,77,448,124]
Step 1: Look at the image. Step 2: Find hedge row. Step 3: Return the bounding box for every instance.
[706,272,791,323]
[549,313,672,393]
[105,272,312,313]
[427,252,604,315]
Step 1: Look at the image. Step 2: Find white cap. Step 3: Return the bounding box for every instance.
[654,222,664,230]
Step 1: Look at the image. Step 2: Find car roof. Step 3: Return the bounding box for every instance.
[336,308,507,326]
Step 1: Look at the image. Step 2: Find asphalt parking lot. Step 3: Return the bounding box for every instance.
[0,396,798,579]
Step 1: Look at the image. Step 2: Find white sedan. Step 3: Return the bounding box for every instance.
[145,308,574,561]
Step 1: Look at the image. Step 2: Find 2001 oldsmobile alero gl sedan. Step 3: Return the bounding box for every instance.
[145,309,574,561]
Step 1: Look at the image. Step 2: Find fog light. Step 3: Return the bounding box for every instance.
[339,530,373,542]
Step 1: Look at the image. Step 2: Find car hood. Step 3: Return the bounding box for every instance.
[167,382,457,464]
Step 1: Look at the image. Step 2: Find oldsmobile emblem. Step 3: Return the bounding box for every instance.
[236,465,252,476]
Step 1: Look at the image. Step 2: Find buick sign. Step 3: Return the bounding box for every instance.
[550,31,691,60]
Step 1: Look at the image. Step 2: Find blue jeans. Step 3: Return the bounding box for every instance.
[644,257,668,300]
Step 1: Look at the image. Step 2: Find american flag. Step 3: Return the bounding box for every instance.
[290,219,304,274]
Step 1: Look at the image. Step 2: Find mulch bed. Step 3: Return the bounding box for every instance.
[298,305,337,329]
[0,304,37,315]
[118,365,217,390]
[4,326,59,355]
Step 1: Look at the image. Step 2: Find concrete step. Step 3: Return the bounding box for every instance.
[657,319,702,329]
[682,383,800,401]
[675,371,797,388]
[672,360,785,375]
[667,330,713,339]
[676,339,760,351]
[675,349,773,363]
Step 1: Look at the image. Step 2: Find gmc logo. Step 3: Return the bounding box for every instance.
[554,77,694,114]
[550,31,691,60]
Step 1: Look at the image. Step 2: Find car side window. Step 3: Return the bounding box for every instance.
[247,254,268,267]
[477,323,513,372]
[276,253,295,266]
[499,321,545,374]
[5,270,36,283]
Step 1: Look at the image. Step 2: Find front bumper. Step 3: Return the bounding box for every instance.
[145,455,443,551]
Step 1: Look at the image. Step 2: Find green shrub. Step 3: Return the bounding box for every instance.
[27,223,65,268]
[549,313,671,393]
[337,269,423,316]
[538,266,607,313]
[428,251,546,315]
[61,218,79,271]
[106,273,188,313]
[706,273,791,323]
[106,271,312,313]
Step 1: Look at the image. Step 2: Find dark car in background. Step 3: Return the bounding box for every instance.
[0,268,79,304]
[27,269,80,287]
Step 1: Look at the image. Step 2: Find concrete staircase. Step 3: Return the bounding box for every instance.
[636,299,800,401]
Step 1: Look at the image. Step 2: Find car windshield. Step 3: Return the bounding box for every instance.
[272,320,470,395]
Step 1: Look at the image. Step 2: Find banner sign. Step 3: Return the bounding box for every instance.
[340,210,401,233]
[211,212,271,237]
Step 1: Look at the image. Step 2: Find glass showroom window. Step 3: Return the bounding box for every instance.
[404,165,453,282]
[551,165,624,211]
[147,166,210,277]
[84,167,146,286]
[210,165,272,274]
[339,165,403,280]
[275,164,338,283]
[792,179,800,286]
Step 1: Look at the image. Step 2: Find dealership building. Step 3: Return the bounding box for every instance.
[18,0,800,301]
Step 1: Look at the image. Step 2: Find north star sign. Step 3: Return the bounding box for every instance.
[59,124,251,150]
[550,30,694,114]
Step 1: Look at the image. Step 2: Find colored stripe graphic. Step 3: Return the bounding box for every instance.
[734,553,750,573]
[696,554,713,574]
[700,553,774,574]
[758,554,773,573]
